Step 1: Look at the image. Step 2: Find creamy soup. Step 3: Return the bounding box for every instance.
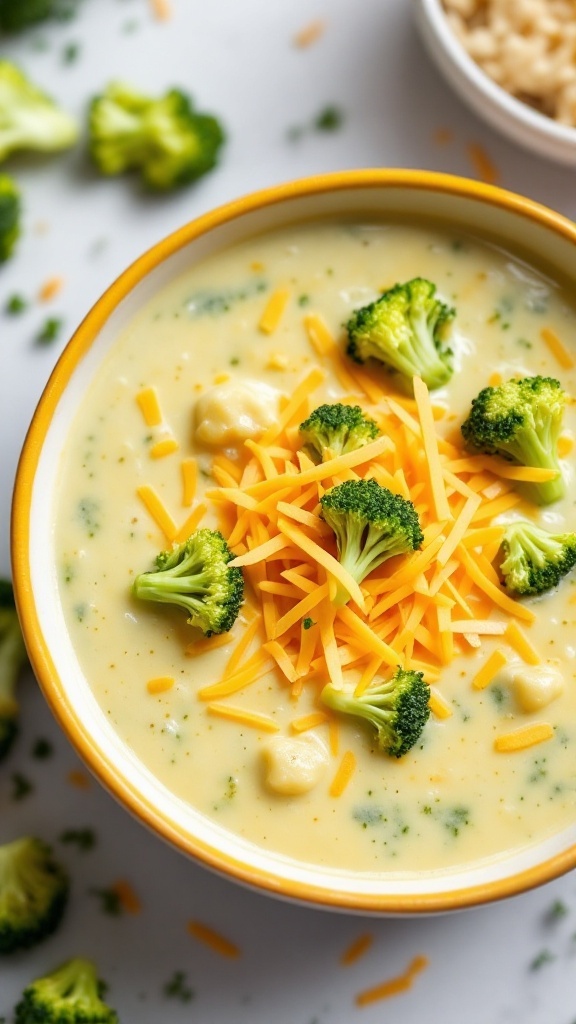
[54,220,576,876]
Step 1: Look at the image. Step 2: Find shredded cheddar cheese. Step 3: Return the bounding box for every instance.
[259,287,290,335]
[136,485,178,542]
[471,649,507,690]
[187,921,241,958]
[136,357,561,777]
[467,141,500,184]
[136,387,163,427]
[293,18,325,47]
[541,327,575,370]
[355,954,429,1005]
[329,750,357,796]
[67,770,91,789]
[38,275,64,302]
[146,676,175,694]
[207,702,280,732]
[150,0,171,19]
[340,932,374,966]
[110,880,141,913]
[494,723,554,752]
[150,437,179,459]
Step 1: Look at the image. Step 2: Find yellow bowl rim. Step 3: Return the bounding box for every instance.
[11,167,576,914]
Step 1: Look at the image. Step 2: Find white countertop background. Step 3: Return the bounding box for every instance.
[2,1,576,1020]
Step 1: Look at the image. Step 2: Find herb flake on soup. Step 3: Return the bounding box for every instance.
[55,220,576,875]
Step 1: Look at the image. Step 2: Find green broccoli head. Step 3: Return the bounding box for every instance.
[0,837,69,954]
[299,403,379,462]
[500,519,576,596]
[88,82,225,190]
[461,376,566,505]
[15,957,118,1023]
[321,667,431,757]
[346,277,454,392]
[0,173,20,262]
[0,60,78,161]
[320,478,423,606]
[133,528,244,636]
[0,579,27,762]
[0,0,78,32]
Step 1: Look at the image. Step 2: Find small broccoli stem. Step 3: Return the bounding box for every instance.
[43,957,99,1001]
[322,683,393,736]
[409,311,452,389]
[507,428,564,504]
[334,527,411,606]
[133,568,212,610]
[527,473,564,506]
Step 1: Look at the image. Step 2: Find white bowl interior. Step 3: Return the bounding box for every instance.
[23,177,576,910]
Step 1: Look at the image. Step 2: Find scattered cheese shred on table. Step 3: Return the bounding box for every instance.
[467,141,500,184]
[67,769,91,789]
[150,0,172,19]
[340,932,374,966]
[293,18,325,47]
[111,880,141,914]
[355,954,429,1006]
[187,920,241,958]
[38,275,64,301]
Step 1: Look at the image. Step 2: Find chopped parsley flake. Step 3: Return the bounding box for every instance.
[10,772,33,801]
[529,949,555,971]
[89,886,123,916]
[60,827,97,851]
[314,105,344,131]
[32,737,54,759]
[162,970,194,1002]
[37,316,63,345]
[5,294,27,315]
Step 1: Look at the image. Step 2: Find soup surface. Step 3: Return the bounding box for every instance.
[55,219,576,876]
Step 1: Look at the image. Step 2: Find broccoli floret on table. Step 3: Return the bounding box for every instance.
[0,0,52,32]
[14,957,118,1023]
[88,82,225,190]
[500,520,576,596]
[346,277,454,392]
[299,403,379,462]
[322,667,431,758]
[0,837,69,954]
[0,173,21,262]
[320,478,423,606]
[0,578,28,761]
[461,375,566,505]
[0,0,78,32]
[133,528,244,636]
[0,60,78,161]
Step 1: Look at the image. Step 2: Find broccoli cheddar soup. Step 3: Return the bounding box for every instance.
[55,219,576,876]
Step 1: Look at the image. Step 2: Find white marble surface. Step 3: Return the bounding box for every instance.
[2,1,576,1020]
